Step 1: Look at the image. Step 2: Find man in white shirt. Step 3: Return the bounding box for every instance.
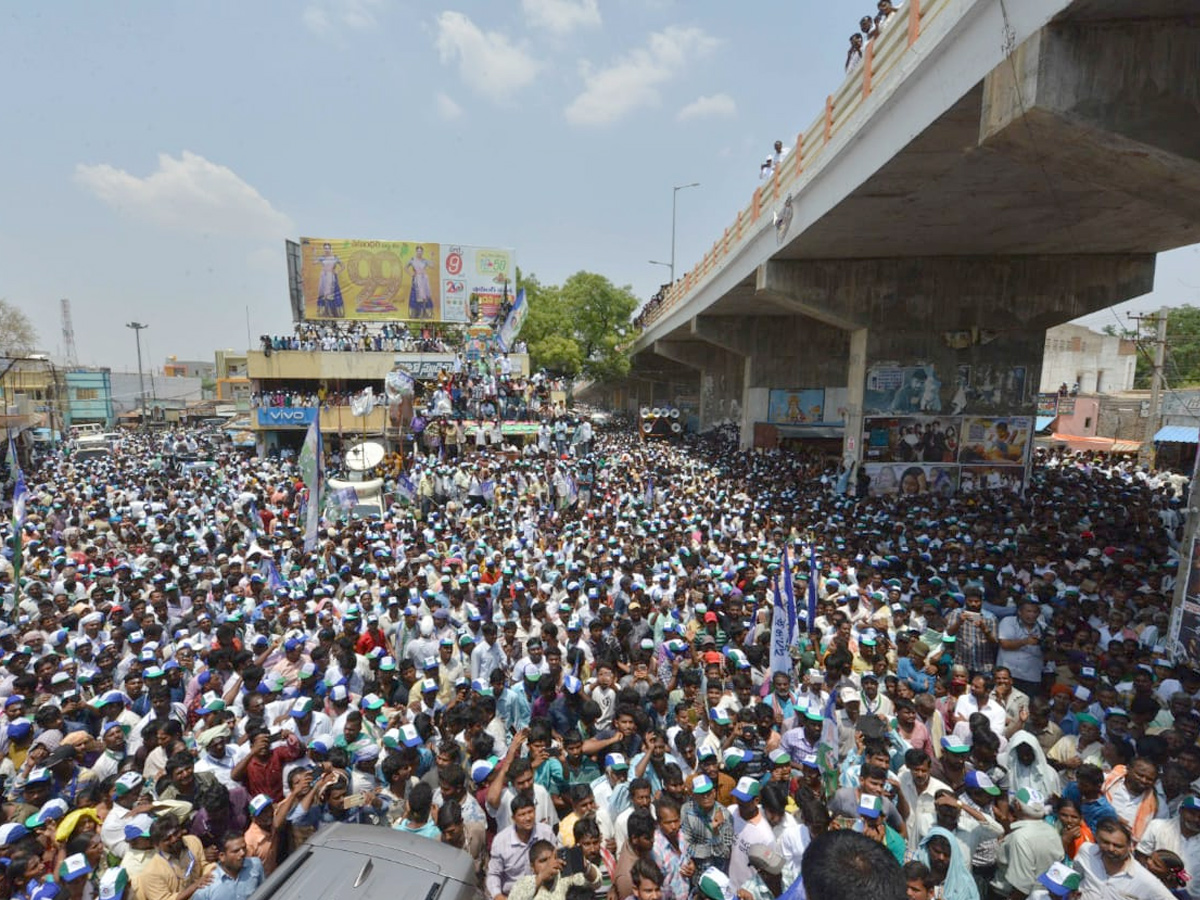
[772,140,788,169]
[1136,796,1200,900]
[898,748,950,850]
[954,673,1007,737]
[1075,817,1176,900]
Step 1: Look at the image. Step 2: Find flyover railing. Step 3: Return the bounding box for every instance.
[639,0,951,332]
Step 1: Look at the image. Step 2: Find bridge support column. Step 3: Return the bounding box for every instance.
[982,19,1200,231]
[757,255,1156,480]
[654,338,746,438]
[686,315,852,449]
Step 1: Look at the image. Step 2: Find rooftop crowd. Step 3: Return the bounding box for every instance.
[259,321,528,357]
[0,417,1194,900]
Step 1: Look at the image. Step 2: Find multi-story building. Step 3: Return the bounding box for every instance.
[64,369,114,427]
[0,356,65,440]
[163,357,216,380]
[214,350,250,412]
[247,345,530,457]
[1040,323,1137,395]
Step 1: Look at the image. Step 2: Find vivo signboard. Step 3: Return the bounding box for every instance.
[258,408,317,427]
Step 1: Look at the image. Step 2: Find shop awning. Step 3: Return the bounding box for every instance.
[1154,425,1200,444]
[1047,432,1142,453]
[1035,416,1056,433]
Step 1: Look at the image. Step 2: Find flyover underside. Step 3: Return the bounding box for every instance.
[780,19,1200,259]
[627,9,1200,461]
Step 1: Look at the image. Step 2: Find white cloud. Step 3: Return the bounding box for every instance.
[74,151,294,241]
[435,11,541,102]
[302,0,381,35]
[565,26,719,126]
[676,92,736,122]
[521,0,600,34]
[436,92,464,121]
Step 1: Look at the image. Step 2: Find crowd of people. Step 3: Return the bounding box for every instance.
[0,415,1195,900]
[846,1,903,71]
[258,322,530,357]
[252,364,571,424]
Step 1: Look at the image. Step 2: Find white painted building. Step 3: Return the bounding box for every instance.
[1040,323,1137,395]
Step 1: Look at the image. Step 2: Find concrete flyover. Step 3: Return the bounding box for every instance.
[620,0,1200,485]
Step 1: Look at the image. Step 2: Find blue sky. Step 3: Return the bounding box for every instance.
[1,1,1196,371]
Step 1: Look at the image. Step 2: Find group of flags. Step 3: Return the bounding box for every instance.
[769,543,841,797]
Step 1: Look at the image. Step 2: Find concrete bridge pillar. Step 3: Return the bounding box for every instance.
[982,18,1200,233]
[755,255,1155,472]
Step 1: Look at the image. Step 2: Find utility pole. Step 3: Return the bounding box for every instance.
[126,322,149,430]
[1132,306,1169,468]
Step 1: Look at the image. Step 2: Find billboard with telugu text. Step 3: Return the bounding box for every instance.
[296,237,515,324]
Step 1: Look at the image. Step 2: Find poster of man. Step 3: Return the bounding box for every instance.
[864,364,946,415]
[862,464,958,498]
[863,417,960,463]
[958,416,1031,465]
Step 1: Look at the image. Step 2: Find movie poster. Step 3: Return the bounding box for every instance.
[863,417,961,464]
[861,464,959,498]
[958,416,1032,465]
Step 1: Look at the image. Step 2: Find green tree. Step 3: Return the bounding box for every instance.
[0,299,38,357]
[518,270,635,382]
[559,272,638,382]
[1135,306,1200,389]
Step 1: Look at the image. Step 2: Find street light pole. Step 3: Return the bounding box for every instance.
[126,322,148,429]
[669,182,700,284]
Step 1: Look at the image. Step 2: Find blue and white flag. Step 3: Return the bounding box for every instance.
[644,477,654,508]
[770,571,792,675]
[10,441,27,587]
[782,546,798,646]
[298,419,323,552]
[395,474,416,504]
[496,288,528,353]
[479,480,496,504]
[259,557,285,592]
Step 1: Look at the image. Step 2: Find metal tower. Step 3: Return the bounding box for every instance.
[60,298,79,368]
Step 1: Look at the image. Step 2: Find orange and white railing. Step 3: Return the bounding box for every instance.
[638,0,950,332]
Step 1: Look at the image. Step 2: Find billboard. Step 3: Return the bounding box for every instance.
[768,390,825,424]
[863,417,959,463]
[957,416,1032,465]
[861,463,959,498]
[258,408,317,428]
[442,244,516,326]
[296,238,515,324]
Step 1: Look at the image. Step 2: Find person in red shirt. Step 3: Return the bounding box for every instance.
[355,615,390,655]
[232,727,305,802]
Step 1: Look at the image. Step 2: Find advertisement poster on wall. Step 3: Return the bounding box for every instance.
[865,361,1031,417]
[1037,394,1060,418]
[861,463,959,498]
[958,416,1032,465]
[864,364,948,415]
[1171,536,1200,661]
[823,387,849,425]
[768,389,825,424]
[956,364,1028,413]
[863,417,960,463]
[959,466,1025,494]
